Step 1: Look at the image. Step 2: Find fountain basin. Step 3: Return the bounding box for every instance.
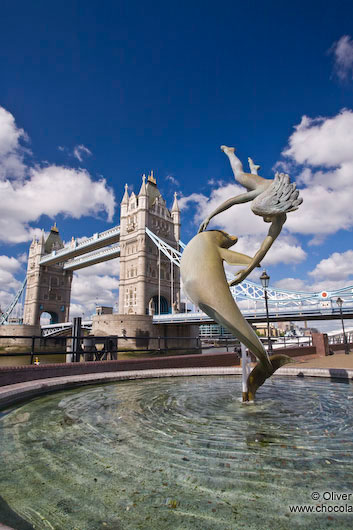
[0,373,352,529]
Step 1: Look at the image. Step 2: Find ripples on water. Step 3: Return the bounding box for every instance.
[0,376,352,529]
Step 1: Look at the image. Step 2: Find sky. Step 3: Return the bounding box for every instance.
[0,0,353,331]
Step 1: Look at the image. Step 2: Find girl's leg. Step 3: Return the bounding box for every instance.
[220,145,244,178]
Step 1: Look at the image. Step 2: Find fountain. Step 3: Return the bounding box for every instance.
[0,146,351,529]
[0,376,352,528]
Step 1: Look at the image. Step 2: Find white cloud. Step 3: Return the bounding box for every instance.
[165,174,180,186]
[0,167,115,243]
[0,106,29,180]
[179,184,266,236]
[273,248,353,295]
[283,110,353,167]
[17,252,28,264]
[309,319,353,334]
[0,106,116,244]
[73,144,92,162]
[73,258,120,277]
[309,250,353,281]
[274,277,308,291]
[280,109,353,239]
[329,35,353,81]
[179,183,307,267]
[70,258,120,318]
[263,236,306,266]
[69,302,89,319]
[309,278,352,293]
[0,255,22,275]
[0,255,23,312]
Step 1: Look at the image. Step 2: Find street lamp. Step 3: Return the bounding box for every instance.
[336,297,350,355]
[260,270,273,354]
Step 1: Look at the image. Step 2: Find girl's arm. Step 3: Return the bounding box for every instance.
[229,214,287,286]
[198,189,259,233]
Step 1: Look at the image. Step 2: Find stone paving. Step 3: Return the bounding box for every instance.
[289,349,353,369]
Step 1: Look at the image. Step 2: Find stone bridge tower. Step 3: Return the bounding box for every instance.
[118,172,181,315]
[23,224,73,326]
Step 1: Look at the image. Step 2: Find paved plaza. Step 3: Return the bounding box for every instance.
[289,350,353,370]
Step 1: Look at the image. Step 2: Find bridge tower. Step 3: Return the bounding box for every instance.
[23,224,73,326]
[118,172,181,315]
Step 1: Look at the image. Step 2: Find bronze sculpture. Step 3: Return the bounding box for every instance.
[181,146,303,400]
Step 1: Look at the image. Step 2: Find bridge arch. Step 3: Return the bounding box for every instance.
[150,295,169,315]
[40,311,59,325]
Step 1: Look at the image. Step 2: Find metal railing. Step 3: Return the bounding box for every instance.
[0,333,202,364]
[269,336,313,348]
[328,332,353,345]
[200,335,313,353]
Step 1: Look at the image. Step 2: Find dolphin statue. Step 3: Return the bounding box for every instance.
[180,230,292,400]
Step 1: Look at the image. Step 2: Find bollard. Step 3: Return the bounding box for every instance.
[30,336,35,365]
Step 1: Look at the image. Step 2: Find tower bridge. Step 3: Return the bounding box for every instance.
[1,172,353,330]
[4,172,181,328]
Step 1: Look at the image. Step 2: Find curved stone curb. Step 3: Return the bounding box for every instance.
[276,366,353,379]
[0,366,352,410]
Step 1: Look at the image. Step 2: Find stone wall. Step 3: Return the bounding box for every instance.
[0,325,67,366]
[0,324,41,348]
[92,314,199,352]
[0,352,239,387]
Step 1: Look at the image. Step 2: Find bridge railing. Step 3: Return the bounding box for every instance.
[39,225,121,264]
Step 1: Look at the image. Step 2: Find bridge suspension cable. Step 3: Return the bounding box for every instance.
[145,227,182,266]
[3,227,353,325]
[0,278,27,325]
[145,228,353,308]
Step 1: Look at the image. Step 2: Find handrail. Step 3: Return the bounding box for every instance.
[0,333,202,364]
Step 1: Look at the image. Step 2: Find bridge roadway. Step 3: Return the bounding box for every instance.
[39,226,120,266]
[153,307,353,324]
[41,306,353,335]
[63,244,121,270]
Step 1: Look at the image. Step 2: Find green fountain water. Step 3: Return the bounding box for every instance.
[0,376,352,529]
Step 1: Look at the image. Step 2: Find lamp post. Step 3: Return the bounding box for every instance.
[336,297,350,355]
[260,270,273,354]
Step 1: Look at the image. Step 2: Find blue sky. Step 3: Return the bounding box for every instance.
[0,0,353,329]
